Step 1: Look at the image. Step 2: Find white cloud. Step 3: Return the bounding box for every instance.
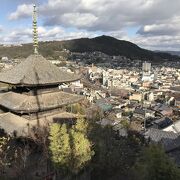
[105,30,129,40]
[132,35,180,51]
[38,26,64,39]
[137,16,180,36]
[61,13,98,28]
[39,0,180,30]
[0,25,3,32]
[8,4,33,20]
[11,0,180,30]
[0,26,98,44]
[6,0,180,50]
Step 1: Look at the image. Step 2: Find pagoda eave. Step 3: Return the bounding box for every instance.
[0,112,84,137]
[0,91,84,113]
[0,78,80,87]
[0,54,81,86]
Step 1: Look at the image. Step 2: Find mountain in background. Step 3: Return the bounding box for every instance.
[159,51,180,57]
[0,35,179,61]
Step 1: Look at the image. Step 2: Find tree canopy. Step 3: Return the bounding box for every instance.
[49,123,71,171]
[48,117,94,176]
[133,144,180,180]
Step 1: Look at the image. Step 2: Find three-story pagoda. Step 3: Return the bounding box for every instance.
[0,5,83,137]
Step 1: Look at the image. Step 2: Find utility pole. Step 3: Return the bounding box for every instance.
[141,91,146,131]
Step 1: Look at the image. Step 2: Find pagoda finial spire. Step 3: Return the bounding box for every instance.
[33,4,38,54]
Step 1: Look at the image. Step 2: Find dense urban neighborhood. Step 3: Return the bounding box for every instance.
[0,47,180,179]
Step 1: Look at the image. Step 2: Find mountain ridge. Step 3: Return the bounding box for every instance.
[0,35,179,61]
[156,50,180,57]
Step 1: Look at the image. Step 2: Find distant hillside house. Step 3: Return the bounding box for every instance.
[129,93,142,102]
[152,117,173,130]
[163,120,180,133]
[175,97,180,107]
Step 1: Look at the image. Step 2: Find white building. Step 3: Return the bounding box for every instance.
[163,120,180,133]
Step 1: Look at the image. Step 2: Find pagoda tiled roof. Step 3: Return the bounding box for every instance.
[0,54,80,86]
[0,91,83,113]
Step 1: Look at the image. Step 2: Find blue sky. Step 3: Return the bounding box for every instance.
[1,0,180,51]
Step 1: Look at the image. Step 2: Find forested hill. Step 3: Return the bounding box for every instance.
[0,35,179,61]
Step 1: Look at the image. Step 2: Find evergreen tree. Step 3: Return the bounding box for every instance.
[49,123,71,171]
[74,116,88,134]
[0,137,11,175]
[49,118,94,175]
[133,144,180,180]
[70,118,94,174]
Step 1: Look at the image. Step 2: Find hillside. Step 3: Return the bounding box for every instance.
[164,51,180,57]
[0,35,179,61]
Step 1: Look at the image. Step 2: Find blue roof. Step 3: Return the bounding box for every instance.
[96,99,113,111]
